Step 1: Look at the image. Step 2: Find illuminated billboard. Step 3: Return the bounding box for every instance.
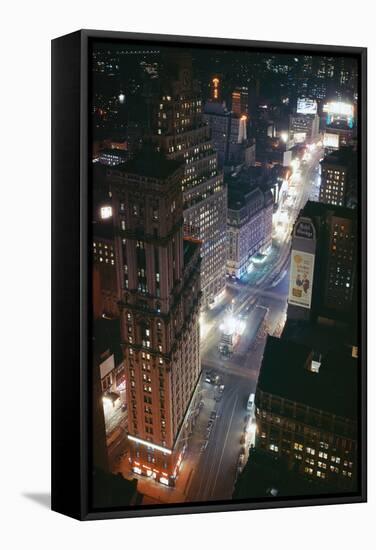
[297,98,317,115]
[323,132,340,149]
[323,101,354,117]
[288,251,315,309]
[293,132,306,144]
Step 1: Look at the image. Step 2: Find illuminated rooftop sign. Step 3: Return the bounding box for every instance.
[323,101,354,117]
[128,435,172,455]
[297,98,318,115]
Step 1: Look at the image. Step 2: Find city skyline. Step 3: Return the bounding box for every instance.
[90,41,360,509]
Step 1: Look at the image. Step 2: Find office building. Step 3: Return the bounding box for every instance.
[289,113,320,145]
[152,56,227,307]
[319,147,357,208]
[98,148,129,166]
[203,101,255,172]
[92,168,120,319]
[255,336,357,491]
[108,152,201,487]
[231,86,249,116]
[287,201,357,324]
[202,101,231,168]
[227,176,273,278]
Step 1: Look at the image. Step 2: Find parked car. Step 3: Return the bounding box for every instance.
[204,370,213,383]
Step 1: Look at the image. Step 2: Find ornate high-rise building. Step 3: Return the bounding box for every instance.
[108,151,201,487]
[152,54,227,308]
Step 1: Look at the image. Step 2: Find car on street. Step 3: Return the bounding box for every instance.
[247,392,255,412]
[266,487,279,497]
[210,411,217,420]
[200,441,208,452]
[237,453,245,473]
[204,370,213,383]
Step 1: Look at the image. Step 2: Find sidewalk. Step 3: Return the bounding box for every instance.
[113,383,217,505]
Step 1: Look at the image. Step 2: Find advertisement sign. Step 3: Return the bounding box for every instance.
[297,98,318,115]
[295,220,315,240]
[323,132,340,149]
[283,150,292,167]
[288,251,315,309]
[323,101,354,117]
[100,354,115,380]
[293,132,306,144]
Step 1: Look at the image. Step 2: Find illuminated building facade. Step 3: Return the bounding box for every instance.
[288,201,357,323]
[319,148,357,207]
[202,101,231,168]
[108,152,201,486]
[323,125,354,148]
[229,113,248,146]
[289,113,320,145]
[92,170,120,319]
[255,336,357,491]
[92,235,119,319]
[152,56,227,307]
[231,86,249,116]
[227,180,273,278]
[98,148,129,166]
[203,103,252,171]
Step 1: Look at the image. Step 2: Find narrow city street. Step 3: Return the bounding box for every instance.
[178,144,324,503]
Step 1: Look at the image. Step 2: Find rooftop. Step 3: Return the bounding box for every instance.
[93,318,122,365]
[116,151,182,179]
[301,199,356,221]
[100,148,128,157]
[320,146,357,167]
[257,336,357,420]
[227,184,262,210]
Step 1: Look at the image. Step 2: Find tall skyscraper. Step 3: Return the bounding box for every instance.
[152,55,227,308]
[319,147,357,208]
[288,201,357,323]
[231,86,249,116]
[202,101,231,168]
[108,151,201,487]
[92,166,120,319]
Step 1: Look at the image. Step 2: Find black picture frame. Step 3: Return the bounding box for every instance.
[51,29,367,521]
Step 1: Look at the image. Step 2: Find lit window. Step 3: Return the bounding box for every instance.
[100,206,112,219]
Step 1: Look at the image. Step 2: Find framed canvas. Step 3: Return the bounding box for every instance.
[51,30,367,520]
